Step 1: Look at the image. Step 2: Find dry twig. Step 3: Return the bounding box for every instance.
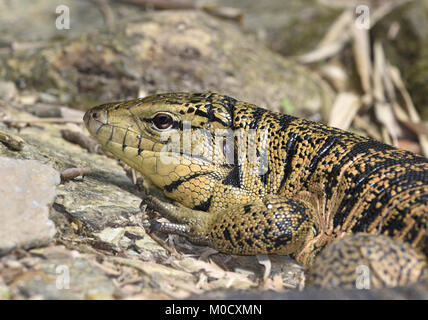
[61,129,102,154]
[0,129,25,151]
[60,167,92,181]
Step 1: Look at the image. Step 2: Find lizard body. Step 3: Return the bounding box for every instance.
[84,93,428,288]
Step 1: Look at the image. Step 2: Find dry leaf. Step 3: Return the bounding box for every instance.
[352,26,371,94]
[256,254,272,281]
[328,92,361,130]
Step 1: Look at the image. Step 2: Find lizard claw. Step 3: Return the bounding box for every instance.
[139,190,157,210]
[149,220,162,233]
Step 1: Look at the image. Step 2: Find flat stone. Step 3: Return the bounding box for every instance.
[94,227,126,250]
[0,157,59,256]
[12,257,117,299]
[54,177,142,231]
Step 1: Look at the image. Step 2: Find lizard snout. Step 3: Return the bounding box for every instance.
[84,107,108,135]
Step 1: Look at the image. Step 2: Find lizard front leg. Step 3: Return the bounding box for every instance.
[142,194,316,257]
[141,194,213,246]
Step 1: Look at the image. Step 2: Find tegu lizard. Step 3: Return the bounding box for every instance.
[84,92,428,289]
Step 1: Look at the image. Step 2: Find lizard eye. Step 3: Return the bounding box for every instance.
[152,113,173,130]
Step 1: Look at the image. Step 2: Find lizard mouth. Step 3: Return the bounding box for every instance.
[83,105,152,165]
[84,104,151,153]
[84,105,168,187]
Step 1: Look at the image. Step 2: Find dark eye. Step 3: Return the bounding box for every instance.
[152,113,173,130]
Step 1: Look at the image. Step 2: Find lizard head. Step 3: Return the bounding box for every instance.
[84,92,245,208]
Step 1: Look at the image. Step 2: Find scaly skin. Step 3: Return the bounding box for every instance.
[84,92,428,288]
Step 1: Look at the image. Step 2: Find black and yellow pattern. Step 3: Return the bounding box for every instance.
[84,92,428,288]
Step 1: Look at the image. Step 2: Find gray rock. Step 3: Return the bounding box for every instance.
[94,227,126,251]
[54,176,141,231]
[0,157,59,255]
[0,81,17,101]
[13,256,118,299]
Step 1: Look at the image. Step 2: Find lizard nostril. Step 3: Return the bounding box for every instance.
[92,112,99,119]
